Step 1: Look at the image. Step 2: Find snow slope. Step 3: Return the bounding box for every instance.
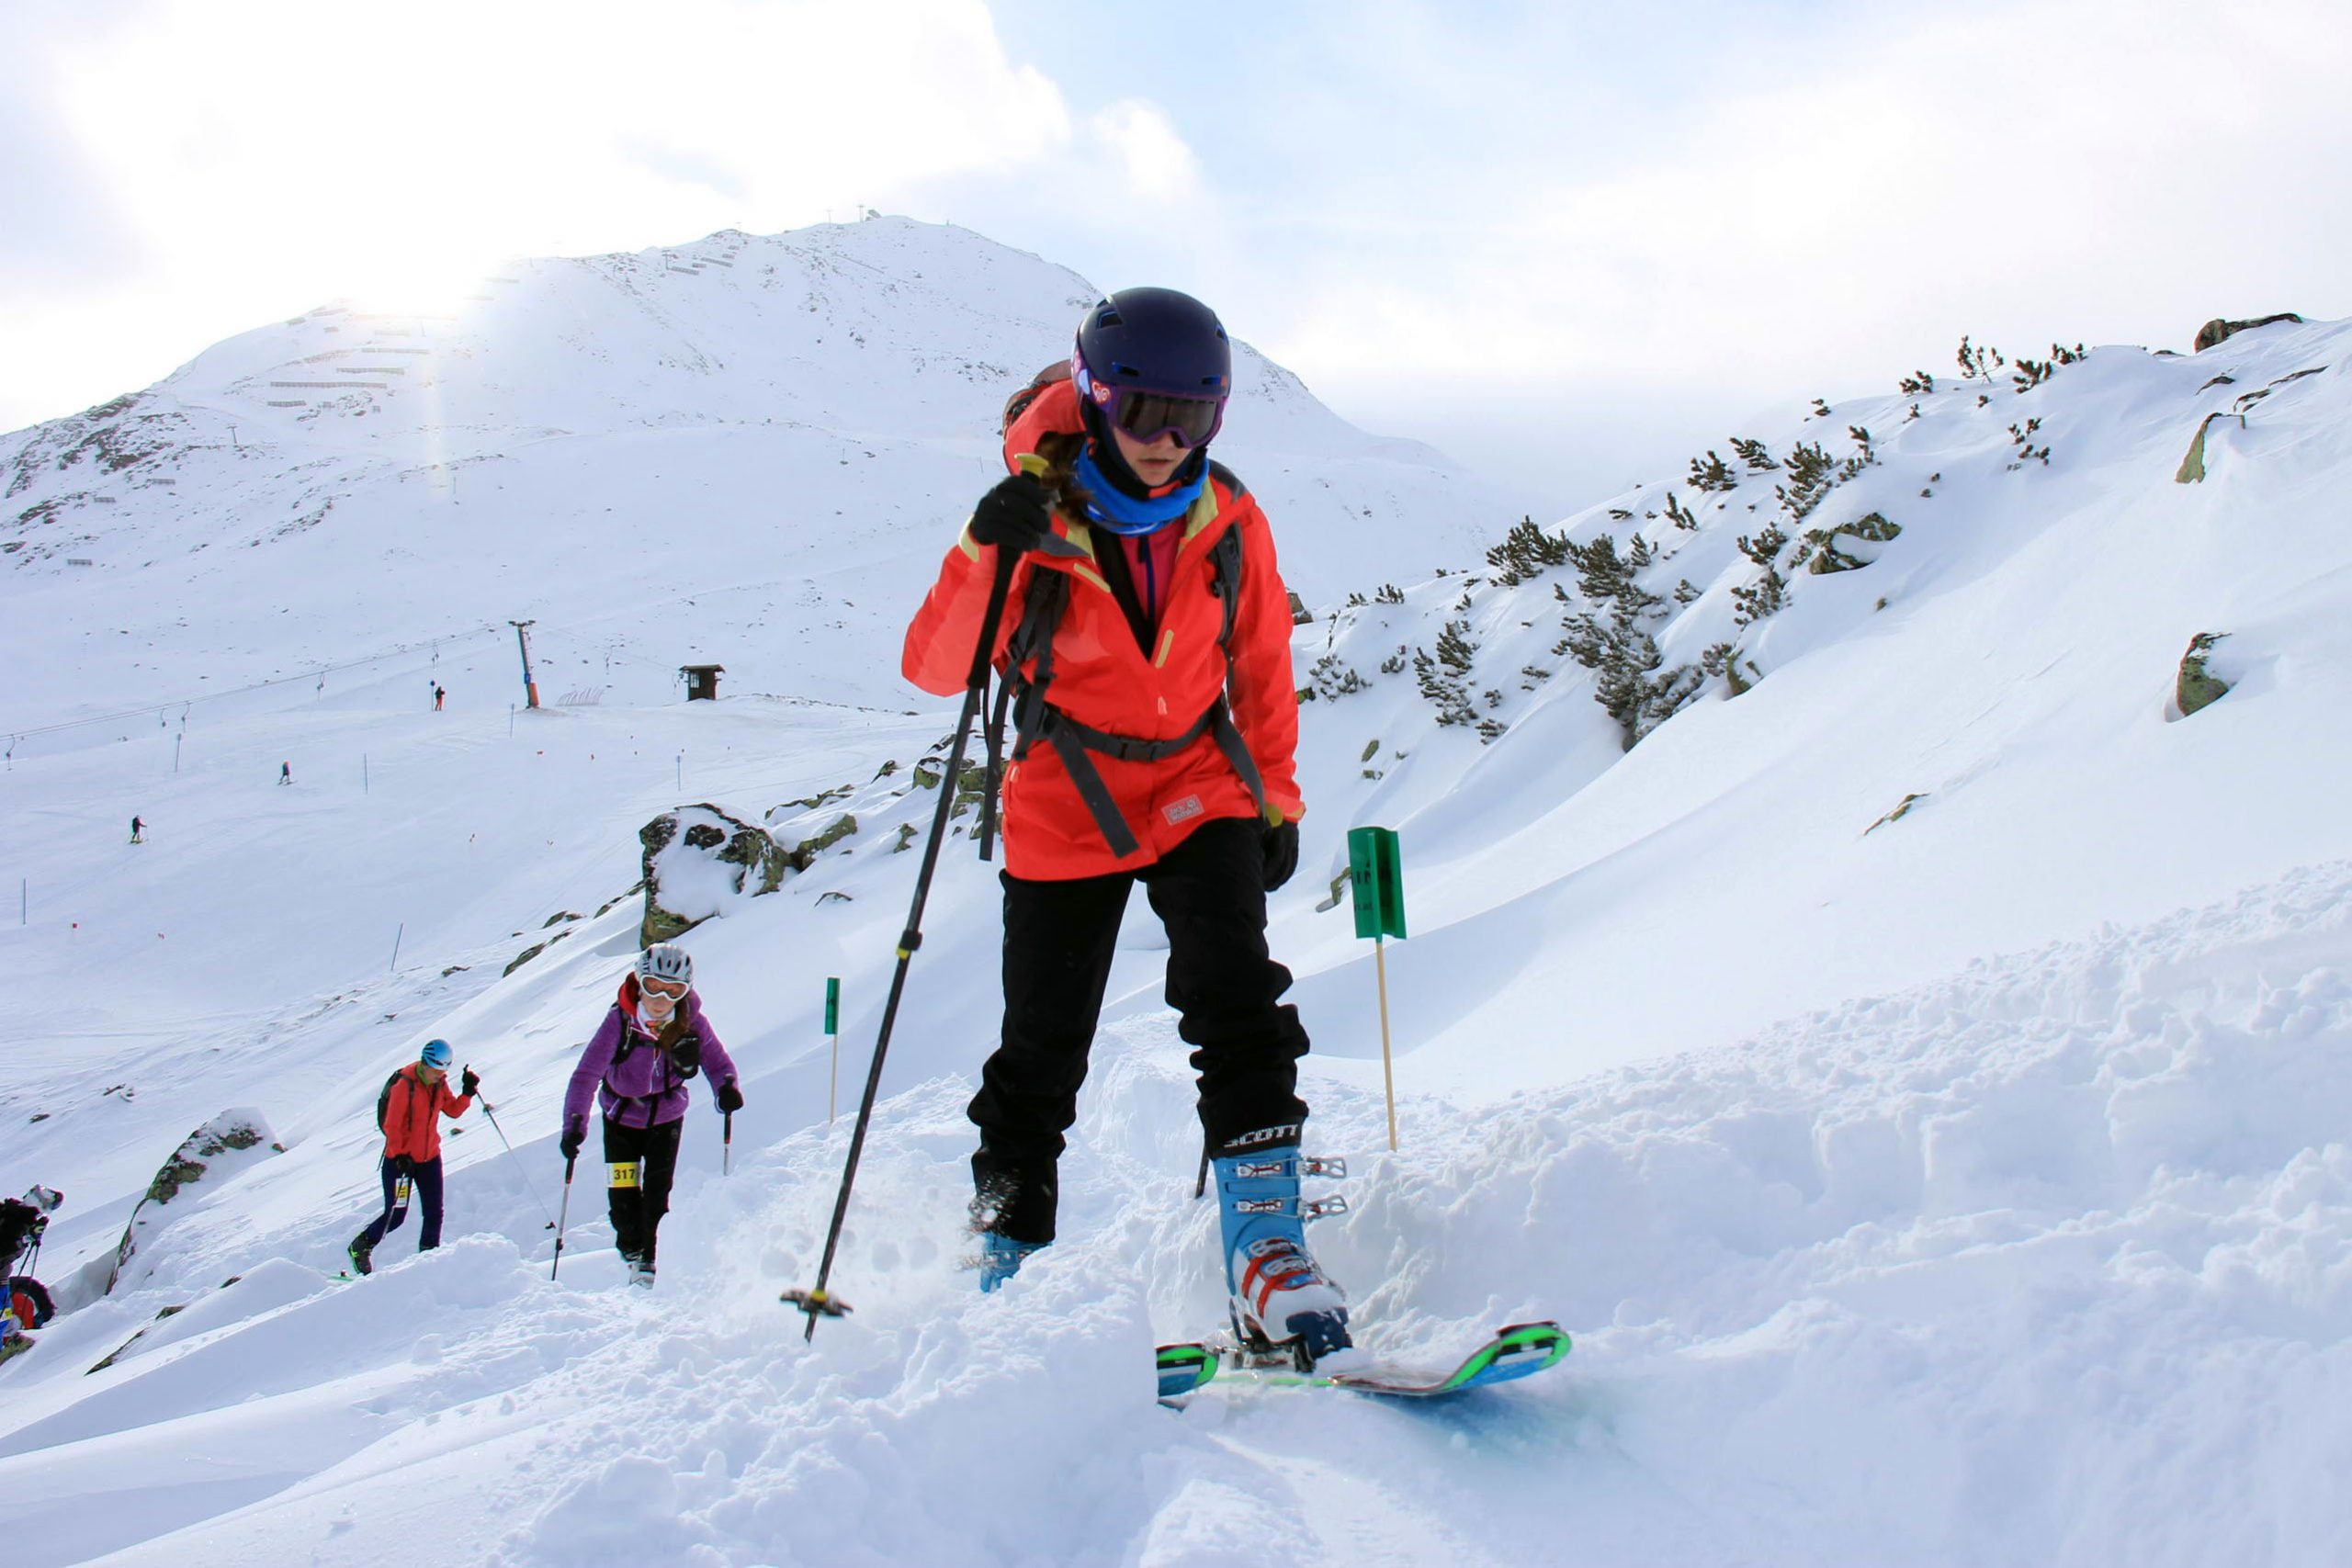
[4,271,2350,1566]
[0,215,1514,739]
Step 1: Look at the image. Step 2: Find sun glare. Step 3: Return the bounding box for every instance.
[339,247,509,321]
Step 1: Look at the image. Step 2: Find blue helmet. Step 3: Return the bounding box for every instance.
[419,1039,454,1070]
[1072,288,1232,451]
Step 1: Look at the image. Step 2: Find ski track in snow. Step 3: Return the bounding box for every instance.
[2,232,2349,1563]
[2,869,2344,1566]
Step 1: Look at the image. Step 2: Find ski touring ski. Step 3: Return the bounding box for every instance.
[1155,1320,1569,1404]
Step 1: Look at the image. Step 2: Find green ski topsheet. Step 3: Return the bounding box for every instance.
[1156,1320,1569,1402]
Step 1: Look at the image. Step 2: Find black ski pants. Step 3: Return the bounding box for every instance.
[969,814,1310,1243]
[359,1154,445,1253]
[604,1115,683,1264]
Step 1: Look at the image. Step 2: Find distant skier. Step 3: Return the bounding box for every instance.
[1,1186,62,1363]
[279,761,292,785]
[560,945,743,1288]
[130,816,143,843]
[346,1040,477,1276]
[433,683,446,711]
[899,288,1358,1366]
[0,1186,60,1276]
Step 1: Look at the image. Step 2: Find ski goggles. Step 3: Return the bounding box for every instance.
[1108,388,1225,448]
[641,976,688,1002]
[1077,363,1226,448]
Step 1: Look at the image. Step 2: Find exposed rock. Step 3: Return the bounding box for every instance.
[2193,313,2302,352]
[785,813,858,869]
[2176,412,2244,483]
[1864,793,1929,835]
[639,804,791,944]
[103,1110,283,1298]
[1804,512,1902,574]
[2174,632,2233,718]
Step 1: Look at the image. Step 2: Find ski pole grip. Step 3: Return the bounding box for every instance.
[563,1154,576,1183]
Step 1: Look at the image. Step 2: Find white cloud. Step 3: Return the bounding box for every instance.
[5,0,1078,426]
[1088,100,1202,205]
[1266,0,2352,398]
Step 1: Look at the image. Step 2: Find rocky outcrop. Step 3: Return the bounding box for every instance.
[102,1110,284,1298]
[1802,512,1902,574]
[2174,632,2233,718]
[2193,314,2302,353]
[639,805,792,945]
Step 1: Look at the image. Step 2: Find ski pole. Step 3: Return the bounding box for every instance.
[477,1095,559,1229]
[785,542,1019,1337]
[723,1111,733,1177]
[551,1155,575,1280]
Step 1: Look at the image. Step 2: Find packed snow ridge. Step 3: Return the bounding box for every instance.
[3,221,2349,1565]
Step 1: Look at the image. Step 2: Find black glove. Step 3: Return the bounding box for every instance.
[967,473,1052,556]
[1261,818,1299,892]
[560,1120,585,1162]
[670,1032,702,1079]
[716,1080,744,1114]
[459,1067,481,1099]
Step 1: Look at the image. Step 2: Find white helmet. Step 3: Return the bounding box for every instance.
[635,943,693,989]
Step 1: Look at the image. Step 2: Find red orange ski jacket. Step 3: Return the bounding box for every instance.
[379,1065,472,1164]
[901,378,1303,881]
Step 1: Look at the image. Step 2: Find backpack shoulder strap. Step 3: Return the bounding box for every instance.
[1208,525,1245,651]
[979,565,1075,861]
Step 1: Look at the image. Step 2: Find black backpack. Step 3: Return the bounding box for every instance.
[374,1068,406,1133]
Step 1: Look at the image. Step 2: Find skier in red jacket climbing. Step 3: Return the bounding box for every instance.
[901,287,1358,1368]
[347,1039,476,1275]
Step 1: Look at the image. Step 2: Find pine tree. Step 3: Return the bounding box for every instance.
[1484,516,1572,586]
[1687,451,1737,492]
[1774,443,1837,523]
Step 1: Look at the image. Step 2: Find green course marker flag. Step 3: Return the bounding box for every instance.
[1347,827,1407,940]
[825,977,842,1123]
[1346,827,1407,1149]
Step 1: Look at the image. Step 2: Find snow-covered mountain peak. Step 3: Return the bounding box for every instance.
[2,214,1513,735]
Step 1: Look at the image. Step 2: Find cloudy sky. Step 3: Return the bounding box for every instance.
[6,0,2348,509]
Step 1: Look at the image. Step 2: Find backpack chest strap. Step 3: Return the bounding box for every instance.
[979,525,1262,862]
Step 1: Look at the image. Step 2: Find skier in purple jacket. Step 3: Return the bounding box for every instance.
[560,944,743,1287]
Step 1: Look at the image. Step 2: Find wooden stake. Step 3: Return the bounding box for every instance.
[1375,935,1398,1151]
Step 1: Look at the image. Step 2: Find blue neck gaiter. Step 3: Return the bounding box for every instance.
[1074,445,1204,536]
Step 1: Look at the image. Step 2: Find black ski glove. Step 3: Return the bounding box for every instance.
[1261,818,1299,892]
[560,1120,585,1162]
[967,473,1053,556]
[716,1080,744,1114]
[459,1067,481,1099]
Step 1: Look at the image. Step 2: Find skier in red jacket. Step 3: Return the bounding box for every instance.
[347,1039,476,1275]
[901,288,1358,1368]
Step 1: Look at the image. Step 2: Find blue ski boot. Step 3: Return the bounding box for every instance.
[1213,1134,1362,1369]
[970,1168,1049,1293]
[977,1231,1046,1293]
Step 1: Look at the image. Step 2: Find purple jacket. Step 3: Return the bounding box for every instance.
[562,979,740,1132]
